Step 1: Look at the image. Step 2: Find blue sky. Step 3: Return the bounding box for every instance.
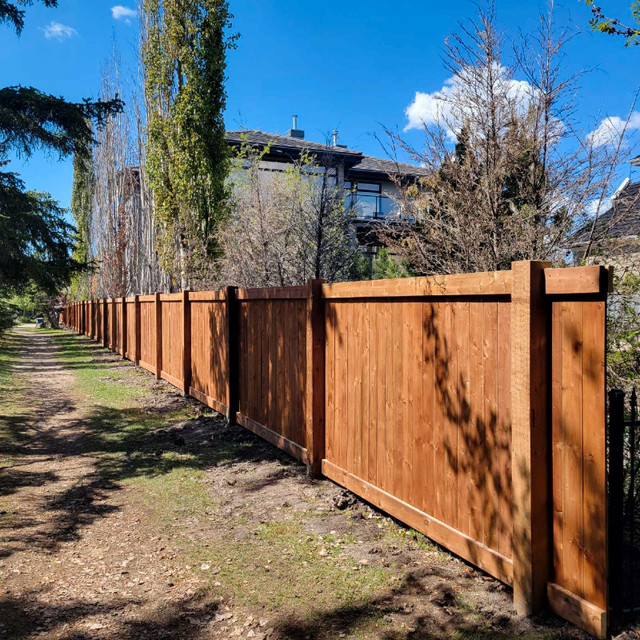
[2,0,640,212]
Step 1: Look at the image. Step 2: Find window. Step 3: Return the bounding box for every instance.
[356,182,381,194]
[345,181,396,219]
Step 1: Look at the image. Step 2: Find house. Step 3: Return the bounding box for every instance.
[572,155,640,269]
[225,116,428,259]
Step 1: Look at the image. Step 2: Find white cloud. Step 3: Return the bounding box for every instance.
[404,64,536,138]
[587,112,640,148]
[111,5,137,23]
[586,198,610,218]
[42,21,77,40]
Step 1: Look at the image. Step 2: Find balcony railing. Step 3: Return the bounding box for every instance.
[348,194,399,219]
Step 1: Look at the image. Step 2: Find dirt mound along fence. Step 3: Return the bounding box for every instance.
[61,261,611,638]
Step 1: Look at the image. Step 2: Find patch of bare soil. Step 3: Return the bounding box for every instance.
[0,327,589,640]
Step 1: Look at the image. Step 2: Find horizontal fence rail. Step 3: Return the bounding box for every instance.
[61,263,612,638]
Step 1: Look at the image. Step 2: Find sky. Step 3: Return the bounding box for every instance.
[2,0,640,213]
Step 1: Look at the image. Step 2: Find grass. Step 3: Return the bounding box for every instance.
[0,328,30,455]
[0,329,23,397]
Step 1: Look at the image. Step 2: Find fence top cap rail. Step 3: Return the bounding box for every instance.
[138,294,156,302]
[189,290,226,301]
[237,285,308,300]
[544,265,612,296]
[159,293,183,302]
[322,270,513,299]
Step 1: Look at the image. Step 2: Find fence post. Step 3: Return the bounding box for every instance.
[182,289,191,396]
[511,259,551,615]
[134,294,141,366]
[121,296,127,358]
[155,291,162,380]
[225,286,239,424]
[102,299,108,348]
[110,298,117,352]
[306,279,326,478]
[609,388,625,622]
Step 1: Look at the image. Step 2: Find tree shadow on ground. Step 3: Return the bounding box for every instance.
[268,563,579,640]
[0,331,304,560]
[0,588,222,640]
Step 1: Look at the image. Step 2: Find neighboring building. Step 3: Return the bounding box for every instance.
[572,156,640,267]
[225,117,428,259]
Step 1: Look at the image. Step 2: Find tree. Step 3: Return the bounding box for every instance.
[142,0,237,289]
[583,0,640,45]
[218,143,365,287]
[0,0,57,34]
[69,143,93,300]
[380,4,627,275]
[0,1,122,331]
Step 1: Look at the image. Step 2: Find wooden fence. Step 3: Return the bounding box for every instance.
[61,262,611,638]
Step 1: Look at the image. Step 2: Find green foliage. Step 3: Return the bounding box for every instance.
[608,271,640,387]
[372,248,411,280]
[142,0,237,283]
[0,173,83,295]
[584,0,640,45]
[0,86,122,159]
[0,9,122,302]
[69,144,94,299]
[0,0,57,35]
[4,284,60,326]
[0,301,14,334]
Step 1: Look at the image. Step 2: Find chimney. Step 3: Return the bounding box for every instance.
[286,114,305,139]
[331,130,347,149]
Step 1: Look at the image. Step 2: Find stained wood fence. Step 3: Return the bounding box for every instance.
[61,262,611,638]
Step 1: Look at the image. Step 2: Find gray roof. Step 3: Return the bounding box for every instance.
[350,154,430,177]
[573,181,640,244]
[225,129,428,178]
[225,130,362,157]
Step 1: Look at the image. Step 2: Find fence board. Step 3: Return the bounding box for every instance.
[139,299,156,374]
[125,299,136,360]
[323,296,514,582]
[549,298,608,636]
[159,300,183,389]
[190,297,228,413]
[237,297,307,459]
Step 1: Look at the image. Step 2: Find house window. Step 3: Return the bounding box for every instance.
[346,181,395,219]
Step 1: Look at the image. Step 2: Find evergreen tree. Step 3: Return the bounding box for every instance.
[0,0,122,328]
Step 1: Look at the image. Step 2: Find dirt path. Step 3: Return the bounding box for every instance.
[0,327,589,640]
[0,326,207,639]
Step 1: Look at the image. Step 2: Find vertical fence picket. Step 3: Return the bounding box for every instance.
[609,389,625,620]
[225,285,239,424]
[306,279,325,478]
[155,292,162,380]
[182,290,191,395]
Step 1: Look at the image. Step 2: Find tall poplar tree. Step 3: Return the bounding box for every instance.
[142,0,237,288]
